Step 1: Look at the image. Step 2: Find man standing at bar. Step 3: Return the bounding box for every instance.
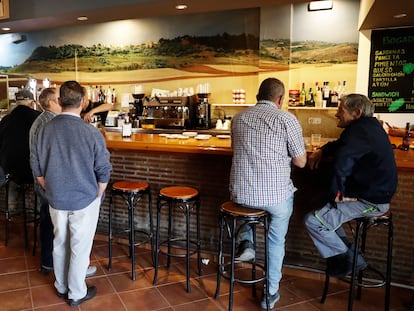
[305,94,397,278]
[29,87,97,277]
[32,81,112,307]
[230,77,307,309]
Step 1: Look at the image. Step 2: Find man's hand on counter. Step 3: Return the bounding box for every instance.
[308,149,323,170]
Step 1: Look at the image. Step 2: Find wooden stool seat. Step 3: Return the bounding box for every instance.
[363,210,391,222]
[112,181,149,193]
[108,180,153,281]
[159,186,198,199]
[220,201,268,217]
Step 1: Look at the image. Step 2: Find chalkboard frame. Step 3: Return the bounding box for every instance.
[368,27,414,113]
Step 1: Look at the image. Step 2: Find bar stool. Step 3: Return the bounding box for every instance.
[320,211,393,311]
[214,201,271,311]
[0,175,38,254]
[107,180,153,281]
[152,186,201,293]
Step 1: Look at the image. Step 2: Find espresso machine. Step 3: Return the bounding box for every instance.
[141,95,196,129]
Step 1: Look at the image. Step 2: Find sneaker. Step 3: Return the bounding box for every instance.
[261,291,280,309]
[234,240,255,262]
[86,265,97,278]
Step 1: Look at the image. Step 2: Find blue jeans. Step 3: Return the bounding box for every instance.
[304,199,389,258]
[238,195,294,296]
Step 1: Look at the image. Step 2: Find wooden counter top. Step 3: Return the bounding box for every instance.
[104,130,414,169]
[104,131,232,155]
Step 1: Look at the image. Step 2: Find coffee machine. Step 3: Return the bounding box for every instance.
[195,93,211,129]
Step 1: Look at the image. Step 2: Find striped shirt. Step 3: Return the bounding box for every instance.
[229,100,306,207]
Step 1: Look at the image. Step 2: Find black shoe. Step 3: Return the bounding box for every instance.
[68,286,97,307]
[39,265,53,276]
[326,250,367,278]
[56,290,68,299]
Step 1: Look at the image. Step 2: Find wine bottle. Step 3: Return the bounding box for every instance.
[299,83,306,106]
[401,122,411,151]
[306,87,315,106]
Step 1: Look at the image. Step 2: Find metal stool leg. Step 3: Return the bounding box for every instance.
[152,196,162,285]
[228,216,237,311]
[196,198,202,276]
[127,193,136,281]
[107,191,114,270]
[348,219,363,311]
[385,217,393,311]
[214,213,225,299]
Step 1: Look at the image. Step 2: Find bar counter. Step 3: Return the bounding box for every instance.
[100,129,414,287]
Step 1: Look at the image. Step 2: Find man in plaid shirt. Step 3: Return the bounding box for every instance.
[230,77,307,309]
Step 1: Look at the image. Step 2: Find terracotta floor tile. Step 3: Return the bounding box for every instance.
[0,230,411,311]
[156,281,208,306]
[31,283,65,308]
[119,287,170,310]
[0,271,28,292]
[173,298,224,311]
[76,293,126,311]
[0,289,32,311]
[0,256,27,274]
[108,270,153,293]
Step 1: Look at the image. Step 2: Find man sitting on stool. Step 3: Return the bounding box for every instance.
[304,94,398,278]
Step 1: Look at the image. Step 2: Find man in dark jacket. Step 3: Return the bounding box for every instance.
[0,89,40,184]
[305,93,398,278]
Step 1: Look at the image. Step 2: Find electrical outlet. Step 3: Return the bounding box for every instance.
[308,117,322,125]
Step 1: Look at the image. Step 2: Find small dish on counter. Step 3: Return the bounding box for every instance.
[182,131,198,137]
[216,134,231,139]
[194,134,212,140]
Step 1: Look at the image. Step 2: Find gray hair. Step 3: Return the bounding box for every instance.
[340,93,375,117]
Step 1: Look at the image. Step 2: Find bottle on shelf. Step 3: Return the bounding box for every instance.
[112,88,116,104]
[322,81,330,107]
[401,122,411,151]
[106,86,112,104]
[306,87,315,106]
[314,82,322,108]
[329,81,340,107]
[339,80,347,100]
[299,82,306,106]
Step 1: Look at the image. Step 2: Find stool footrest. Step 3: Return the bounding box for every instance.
[159,238,199,258]
[219,261,267,285]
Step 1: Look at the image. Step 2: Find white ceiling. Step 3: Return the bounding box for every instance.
[0,0,413,35]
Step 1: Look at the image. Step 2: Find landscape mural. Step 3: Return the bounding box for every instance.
[0,0,360,105]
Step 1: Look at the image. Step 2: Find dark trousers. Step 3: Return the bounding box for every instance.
[36,184,54,268]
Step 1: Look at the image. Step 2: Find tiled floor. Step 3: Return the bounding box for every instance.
[0,221,413,311]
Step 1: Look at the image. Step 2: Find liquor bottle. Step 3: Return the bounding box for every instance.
[314,82,322,108]
[401,122,411,151]
[330,81,340,107]
[112,88,116,104]
[306,87,315,106]
[106,86,112,104]
[322,82,330,107]
[299,82,306,106]
[339,80,347,100]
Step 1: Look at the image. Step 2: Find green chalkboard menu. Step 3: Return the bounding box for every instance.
[368,27,414,113]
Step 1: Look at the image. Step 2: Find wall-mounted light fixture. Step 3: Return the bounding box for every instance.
[308,0,333,11]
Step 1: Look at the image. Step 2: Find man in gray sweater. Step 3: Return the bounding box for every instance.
[31,80,112,307]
